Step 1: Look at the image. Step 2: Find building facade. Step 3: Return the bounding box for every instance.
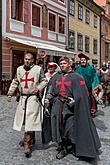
[101,13,110,65]
[68,0,103,67]
[100,0,110,66]
[2,0,72,79]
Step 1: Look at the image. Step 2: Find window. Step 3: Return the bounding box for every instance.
[59,17,65,34]
[105,42,109,59]
[93,39,97,54]
[49,13,56,32]
[69,31,75,50]
[77,33,83,51]
[85,9,90,24]
[11,0,23,21]
[85,36,90,53]
[32,4,40,27]
[94,15,97,28]
[70,0,75,16]
[78,4,83,20]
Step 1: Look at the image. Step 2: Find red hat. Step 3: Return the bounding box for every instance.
[47,62,57,68]
[78,53,90,60]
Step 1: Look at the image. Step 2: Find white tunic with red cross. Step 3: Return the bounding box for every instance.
[8,65,47,132]
[17,65,44,94]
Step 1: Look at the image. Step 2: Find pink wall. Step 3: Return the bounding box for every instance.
[3,0,68,78]
[94,0,106,6]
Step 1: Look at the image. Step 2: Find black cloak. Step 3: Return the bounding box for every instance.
[42,71,101,158]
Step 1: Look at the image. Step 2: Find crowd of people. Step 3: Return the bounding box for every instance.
[7,52,110,162]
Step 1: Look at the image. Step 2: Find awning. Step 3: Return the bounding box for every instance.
[6,36,75,57]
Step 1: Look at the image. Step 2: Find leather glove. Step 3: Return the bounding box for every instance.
[66,97,75,108]
[44,108,50,117]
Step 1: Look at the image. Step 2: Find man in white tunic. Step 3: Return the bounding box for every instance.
[7,53,47,157]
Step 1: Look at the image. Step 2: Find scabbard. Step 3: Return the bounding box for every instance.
[58,97,66,138]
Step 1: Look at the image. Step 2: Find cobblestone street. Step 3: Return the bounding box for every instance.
[0,95,110,165]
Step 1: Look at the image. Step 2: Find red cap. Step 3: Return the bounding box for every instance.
[47,62,57,68]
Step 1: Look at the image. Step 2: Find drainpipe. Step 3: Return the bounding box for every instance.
[0,0,2,81]
[100,15,102,68]
[66,0,69,51]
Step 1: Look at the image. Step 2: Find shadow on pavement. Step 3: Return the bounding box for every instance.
[93,118,107,132]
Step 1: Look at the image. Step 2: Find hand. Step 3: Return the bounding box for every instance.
[44,108,50,117]
[67,97,75,108]
[7,96,12,102]
[31,88,38,94]
[44,98,50,109]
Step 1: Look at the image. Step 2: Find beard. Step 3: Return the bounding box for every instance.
[102,67,107,71]
[23,65,31,71]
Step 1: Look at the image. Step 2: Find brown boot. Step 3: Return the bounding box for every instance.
[19,132,35,147]
[24,132,32,158]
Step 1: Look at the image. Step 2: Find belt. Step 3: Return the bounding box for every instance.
[21,93,36,96]
[58,96,67,102]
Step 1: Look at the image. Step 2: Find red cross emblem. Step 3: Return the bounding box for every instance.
[80,80,85,85]
[56,76,71,96]
[20,72,34,88]
[80,80,89,95]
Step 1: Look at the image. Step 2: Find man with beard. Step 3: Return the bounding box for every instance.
[75,53,100,117]
[98,62,110,105]
[99,62,110,83]
[7,52,47,158]
[44,56,101,160]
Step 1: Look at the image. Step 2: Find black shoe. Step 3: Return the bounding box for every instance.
[25,149,31,158]
[91,113,95,118]
[56,145,62,152]
[56,149,68,159]
[25,152,31,158]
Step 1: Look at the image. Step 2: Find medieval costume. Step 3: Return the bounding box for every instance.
[45,62,60,81]
[75,53,100,117]
[98,63,110,83]
[7,64,47,157]
[44,70,101,159]
[42,62,60,144]
[98,63,110,106]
